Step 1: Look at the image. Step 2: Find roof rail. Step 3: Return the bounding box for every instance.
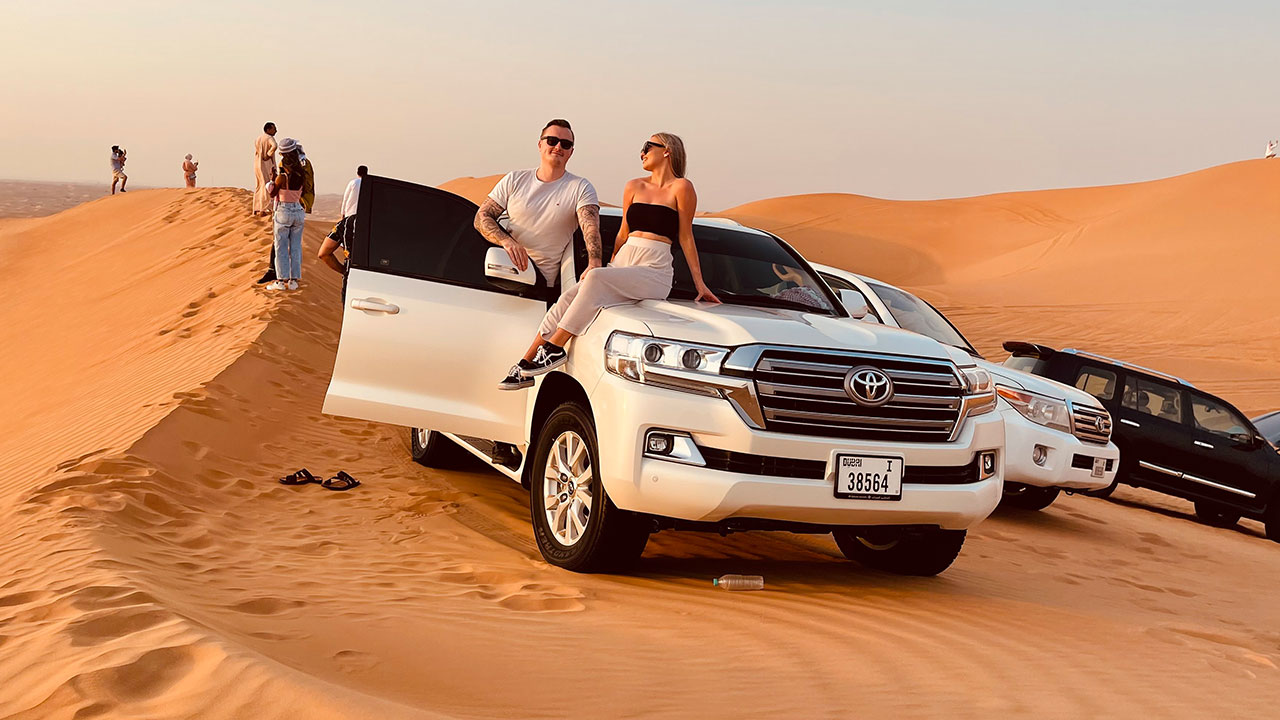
[1062,349,1192,386]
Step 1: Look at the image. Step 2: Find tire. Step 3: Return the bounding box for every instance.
[528,402,649,573]
[833,526,966,576]
[1001,483,1061,511]
[1194,501,1241,528]
[1266,501,1280,543]
[410,427,464,468]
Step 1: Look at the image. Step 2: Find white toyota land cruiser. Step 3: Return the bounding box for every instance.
[812,265,1119,511]
[322,177,1004,575]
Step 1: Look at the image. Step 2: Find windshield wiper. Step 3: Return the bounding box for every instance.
[712,291,834,314]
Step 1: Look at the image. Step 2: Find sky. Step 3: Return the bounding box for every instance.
[2,0,1279,210]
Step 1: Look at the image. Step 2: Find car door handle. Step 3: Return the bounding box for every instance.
[1120,419,1141,427]
[1194,440,1214,449]
[351,298,400,314]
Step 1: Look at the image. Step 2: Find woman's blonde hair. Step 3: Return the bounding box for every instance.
[653,132,687,178]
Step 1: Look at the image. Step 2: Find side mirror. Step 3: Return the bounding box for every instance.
[484,247,537,291]
[838,289,870,319]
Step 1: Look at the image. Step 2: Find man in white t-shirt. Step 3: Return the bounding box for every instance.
[475,119,602,391]
[318,165,367,302]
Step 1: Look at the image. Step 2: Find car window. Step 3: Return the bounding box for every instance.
[354,178,547,298]
[1122,377,1184,423]
[665,224,837,314]
[1255,413,1280,445]
[1190,395,1249,439]
[817,273,884,322]
[869,282,975,352]
[1075,366,1118,401]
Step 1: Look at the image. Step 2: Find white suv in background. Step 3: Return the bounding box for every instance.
[813,265,1118,510]
[322,176,1004,575]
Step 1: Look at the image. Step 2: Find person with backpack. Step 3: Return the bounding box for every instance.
[265,138,308,291]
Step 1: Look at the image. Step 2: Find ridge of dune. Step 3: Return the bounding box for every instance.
[721,159,1280,414]
[437,174,504,206]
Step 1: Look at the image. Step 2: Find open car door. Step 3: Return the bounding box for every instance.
[322,176,551,444]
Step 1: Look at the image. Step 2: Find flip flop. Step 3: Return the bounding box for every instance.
[279,468,318,486]
[322,471,360,492]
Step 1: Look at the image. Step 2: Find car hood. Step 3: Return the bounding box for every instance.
[978,358,1104,409]
[613,300,961,363]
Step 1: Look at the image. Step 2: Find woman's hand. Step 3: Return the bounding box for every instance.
[695,283,721,304]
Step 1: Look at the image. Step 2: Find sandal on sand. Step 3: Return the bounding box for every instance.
[279,468,319,486]
[322,471,360,492]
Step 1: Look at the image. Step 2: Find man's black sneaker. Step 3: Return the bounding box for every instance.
[497,365,534,391]
[524,343,567,376]
[257,268,278,285]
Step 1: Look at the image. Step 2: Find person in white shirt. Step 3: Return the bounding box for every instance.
[1266,140,1277,159]
[474,119,602,391]
[110,146,128,194]
[318,165,367,300]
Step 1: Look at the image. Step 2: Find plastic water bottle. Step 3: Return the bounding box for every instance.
[713,574,764,591]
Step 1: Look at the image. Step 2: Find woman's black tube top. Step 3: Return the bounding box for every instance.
[626,202,680,241]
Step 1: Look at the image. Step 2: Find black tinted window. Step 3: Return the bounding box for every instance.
[1005,356,1048,375]
[596,215,838,314]
[1075,366,1117,401]
[1190,395,1248,439]
[352,177,545,297]
[1123,378,1184,423]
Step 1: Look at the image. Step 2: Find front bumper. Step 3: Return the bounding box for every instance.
[589,372,1005,529]
[1001,409,1119,490]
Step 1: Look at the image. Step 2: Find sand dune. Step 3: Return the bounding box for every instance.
[1,176,1279,718]
[723,159,1280,414]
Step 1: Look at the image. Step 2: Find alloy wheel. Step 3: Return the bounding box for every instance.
[542,430,594,546]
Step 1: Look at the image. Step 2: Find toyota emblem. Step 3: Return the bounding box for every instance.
[844,366,894,407]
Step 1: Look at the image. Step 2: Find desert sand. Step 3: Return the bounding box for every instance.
[1,166,1278,719]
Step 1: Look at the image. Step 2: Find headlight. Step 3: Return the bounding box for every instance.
[958,366,997,416]
[996,385,1071,434]
[605,331,731,397]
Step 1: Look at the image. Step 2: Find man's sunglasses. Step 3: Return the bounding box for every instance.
[641,141,666,154]
[542,136,575,150]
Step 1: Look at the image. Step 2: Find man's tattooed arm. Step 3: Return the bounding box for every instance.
[475,198,513,246]
[475,198,529,271]
[578,203,603,268]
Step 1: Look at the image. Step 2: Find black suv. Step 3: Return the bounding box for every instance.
[1003,342,1280,539]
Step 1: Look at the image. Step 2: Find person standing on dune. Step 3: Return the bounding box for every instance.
[1266,140,1277,159]
[318,165,366,301]
[109,146,127,194]
[265,137,307,292]
[474,119,603,392]
[182,154,198,188]
[253,123,277,215]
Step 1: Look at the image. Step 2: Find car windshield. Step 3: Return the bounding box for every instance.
[869,282,978,355]
[599,215,838,315]
[1254,413,1280,445]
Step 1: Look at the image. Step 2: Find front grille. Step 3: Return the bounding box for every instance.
[1071,454,1115,471]
[751,349,963,442]
[698,446,981,484]
[1071,404,1112,445]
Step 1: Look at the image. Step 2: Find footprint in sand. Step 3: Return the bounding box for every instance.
[333,650,380,673]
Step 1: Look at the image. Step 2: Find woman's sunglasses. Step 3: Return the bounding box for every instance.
[542,136,575,150]
[641,141,666,155]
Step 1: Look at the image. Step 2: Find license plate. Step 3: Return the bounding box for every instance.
[1091,457,1106,478]
[833,454,903,500]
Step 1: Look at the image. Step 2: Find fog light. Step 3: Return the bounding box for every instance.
[980,451,998,479]
[646,432,673,455]
[1032,445,1048,467]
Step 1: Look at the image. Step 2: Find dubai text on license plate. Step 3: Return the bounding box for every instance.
[834,454,903,501]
